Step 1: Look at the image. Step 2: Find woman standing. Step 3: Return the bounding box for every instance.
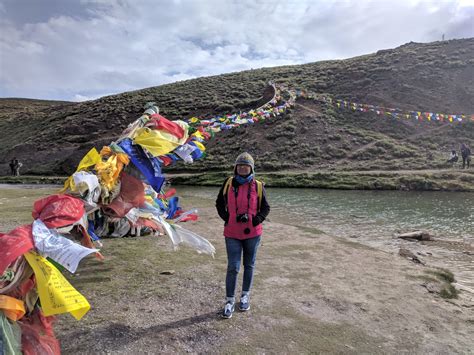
[215,152,270,319]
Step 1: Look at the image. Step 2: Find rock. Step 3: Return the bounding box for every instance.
[160,270,175,275]
[398,230,432,241]
[422,282,442,294]
[399,248,425,264]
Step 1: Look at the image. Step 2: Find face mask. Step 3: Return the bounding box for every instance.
[235,174,253,185]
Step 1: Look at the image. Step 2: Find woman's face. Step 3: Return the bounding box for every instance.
[236,164,252,176]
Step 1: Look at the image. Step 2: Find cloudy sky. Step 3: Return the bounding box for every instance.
[0,0,472,101]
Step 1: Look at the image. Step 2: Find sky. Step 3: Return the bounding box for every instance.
[0,0,473,102]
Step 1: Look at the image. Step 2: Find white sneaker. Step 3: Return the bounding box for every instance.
[239,293,250,311]
[222,301,235,319]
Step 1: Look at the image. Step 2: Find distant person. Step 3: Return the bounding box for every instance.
[460,143,471,169]
[447,150,458,165]
[215,152,270,319]
[9,158,16,176]
[13,158,22,176]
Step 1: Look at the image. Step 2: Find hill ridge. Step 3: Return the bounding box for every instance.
[0,38,472,178]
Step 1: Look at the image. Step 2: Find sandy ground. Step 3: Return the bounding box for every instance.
[1,188,473,354]
[53,205,473,354]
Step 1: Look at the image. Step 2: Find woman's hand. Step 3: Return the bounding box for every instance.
[252,215,263,227]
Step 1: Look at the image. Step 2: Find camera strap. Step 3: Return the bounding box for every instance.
[233,180,253,215]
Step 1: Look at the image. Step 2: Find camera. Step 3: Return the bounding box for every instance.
[236,213,249,223]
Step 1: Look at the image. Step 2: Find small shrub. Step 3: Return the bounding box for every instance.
[439,284,459,299]
[426,269,455,283]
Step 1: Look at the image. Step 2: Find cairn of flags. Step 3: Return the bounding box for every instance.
[0,83,297,355]
[2,81,470,354]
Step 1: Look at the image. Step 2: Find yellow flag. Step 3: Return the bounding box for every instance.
[24,252,90,320]
[133,121,189,157]
[77,147,101,171]
[61,148,101,192]
[192,140,206,152]
[144,195,154,204]
[95,149,130,190]
[192,131,204,139]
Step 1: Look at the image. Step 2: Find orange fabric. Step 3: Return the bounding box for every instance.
[137,218,164,234]
[159,156,173,166]
[0,295,26,321]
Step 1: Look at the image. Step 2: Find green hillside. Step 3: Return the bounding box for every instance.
[0,38,473,188]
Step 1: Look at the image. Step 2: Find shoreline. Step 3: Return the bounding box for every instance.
[55,205,473,353]
[1,185,472,353]
[1,168,474,191]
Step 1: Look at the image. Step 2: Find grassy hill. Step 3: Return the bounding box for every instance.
[0,38,473,184]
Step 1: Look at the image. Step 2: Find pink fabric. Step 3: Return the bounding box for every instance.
[32,194,84,228]
[224,180,262,240]
[0,225,34,274]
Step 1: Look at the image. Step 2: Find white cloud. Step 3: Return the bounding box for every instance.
[0,0,472,100]
[72,93,100,102]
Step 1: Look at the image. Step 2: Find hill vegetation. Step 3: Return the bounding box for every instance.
[0,38,473,188]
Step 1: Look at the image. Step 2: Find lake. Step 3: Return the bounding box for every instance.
[1,184,473,292]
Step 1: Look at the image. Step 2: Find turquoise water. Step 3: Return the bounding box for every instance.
[180,186,473,239]
[2,184,473,291]
[179,186,474,292]
[3,184,471,238]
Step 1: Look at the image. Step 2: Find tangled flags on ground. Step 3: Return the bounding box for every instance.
[0,83,297,354]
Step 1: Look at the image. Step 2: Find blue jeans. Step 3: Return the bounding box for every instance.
[225,236,261,298]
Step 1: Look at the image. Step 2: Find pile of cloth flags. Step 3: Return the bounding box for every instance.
[0,83,297,354]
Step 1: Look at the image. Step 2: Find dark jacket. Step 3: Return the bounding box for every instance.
[461,146,471,158]
[215,177,270,226]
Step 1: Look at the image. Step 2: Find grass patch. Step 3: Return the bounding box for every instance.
[425,268,456,283]
[439,284,459,299]
[406,274,439,283]
[65,234,221,302]
[421,268,459,299]
[168,170,474,192]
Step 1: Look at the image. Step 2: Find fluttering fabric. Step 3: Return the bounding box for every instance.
[118,138,166,193]
[133,120,189,157]
[95,146,130,190]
